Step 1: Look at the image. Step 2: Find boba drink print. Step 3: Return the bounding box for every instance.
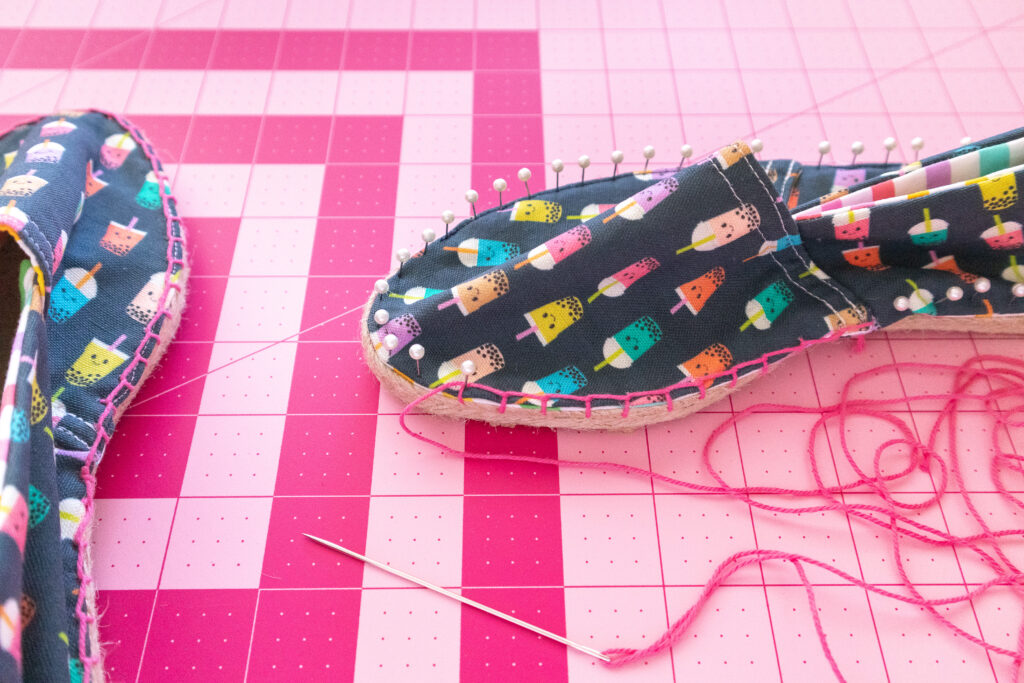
[100,216,146,255]
[977,171,1018,212]
[430,343,505,388]
[39,118,76,137]
[391,286,444,304]
[515,225,592,271]
[49,263,100,323]
[823,304,869,332]
[443,238,521,267]
[65,335,129,387]
[437,270,510,315]
[100,132,136,169]
[603,177,680,222]
[372,314,421,361]
[0,201,29,231]
[519,366,587,406]
[0,485,28,555]
[980,215,1023,249]
[672,267,725,315]
[677,203,760,254]
[1003,255,1024,284]
[594,317,663,371]
[0,170,46,197]
[135,170,163,210]
[587,257,660,303]
[714,141,753,169]
[126,272,172,324]
[501,199,563,223]
[924,251,978,283]
[832,207,871,240]
[516,297,584,346]
[678,343,733,387]
[84,159,107,197]
[903,279,937,315]
[746,233,803,262]
[25,140,63,163]
[741,281,795,331]
[567,204,615,220]
[842,242,887,270]
[908,208,948,246]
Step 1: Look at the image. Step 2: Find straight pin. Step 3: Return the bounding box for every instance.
[642,144,655,172]
[493,178,507,206]
[911,136,924,162]
[518,167,532,197]
[611,150,623,176]
[578,155,590,183]
[678,143,693,170]
[465,189,478,218]
[883,136,897,164]
[409,343,424,377]
[303,534,611,662]
[441,210,455,238]
[816,140,830,168]
[551,158,564,191]
[850,140,864,165]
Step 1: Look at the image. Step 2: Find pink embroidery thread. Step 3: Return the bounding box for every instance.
[400,355,1024,680]
[13,110,191,680]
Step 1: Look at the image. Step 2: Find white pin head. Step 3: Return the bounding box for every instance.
[911,136,924,152]
[818,140,831,155]
[883,136,897,151]
[374,279,389,295]
[974,277,992,293]
[1013,283,1024,298]
[750,138,764,154]
[441,209,455,224]
[578,155,591,169]
[893,296,910,312]
[492,178,507,192]
[946,286,964,302]
[642,145,655,160]
[421,228,436,244]
[396,248,411,263]
[384,333,399,350]
[680,144,693,160]
[373,309,389,325]
[851,140,864,155]
[465,189,479,204]
[517,167,532,182]
[960,136,972,146]
[551,158,564,173]
[409,343,425,360]
[461,360,476,377]
[610,150,624,165]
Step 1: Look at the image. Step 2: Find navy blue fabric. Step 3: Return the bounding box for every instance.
[368,143,868,410]
[367,131,1024,417]
[0,112,183,682]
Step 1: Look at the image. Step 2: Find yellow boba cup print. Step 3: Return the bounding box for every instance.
[978,172,1018,212]
[65,335,129,387]
[505,200,562,223]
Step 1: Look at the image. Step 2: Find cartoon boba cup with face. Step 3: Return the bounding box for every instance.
[604,177,680,222]
[135,170,163,210]
[823,305,869,332]
[126,272,172,324]
[672,267,725,315]
[519,366,587,406]
[100,132,137,169]
[503,200,563,223]
[49,263,100,323]
[587,257,660,303]
[100,216,147,255]
[437,270,510,315]
[594,316,663,371]
[677,203,760,254]
[0,169,46,198]
[714,141,752,170]
[842,242,886,270]
[443,238,521,267]
[678,343,733,387]
[65,335,129,387]
[430,343,506,388]
[741,281,794,331]
[980,215,1023,249]
[516,225,592,271]
[832,207,871,241]
[977,172,1018,212]
[516,296,584,346]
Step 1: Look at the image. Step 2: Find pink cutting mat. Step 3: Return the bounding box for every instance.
[8,0,1022,680]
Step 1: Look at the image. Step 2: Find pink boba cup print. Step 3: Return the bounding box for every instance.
[100,216,146,255]
[100,132,136,169]
[40,118,76,137]
[981,215,1023,249]
[677,203,760,254]
[832,207,870,241]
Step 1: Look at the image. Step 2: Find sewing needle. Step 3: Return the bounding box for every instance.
[302,533,611,663]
